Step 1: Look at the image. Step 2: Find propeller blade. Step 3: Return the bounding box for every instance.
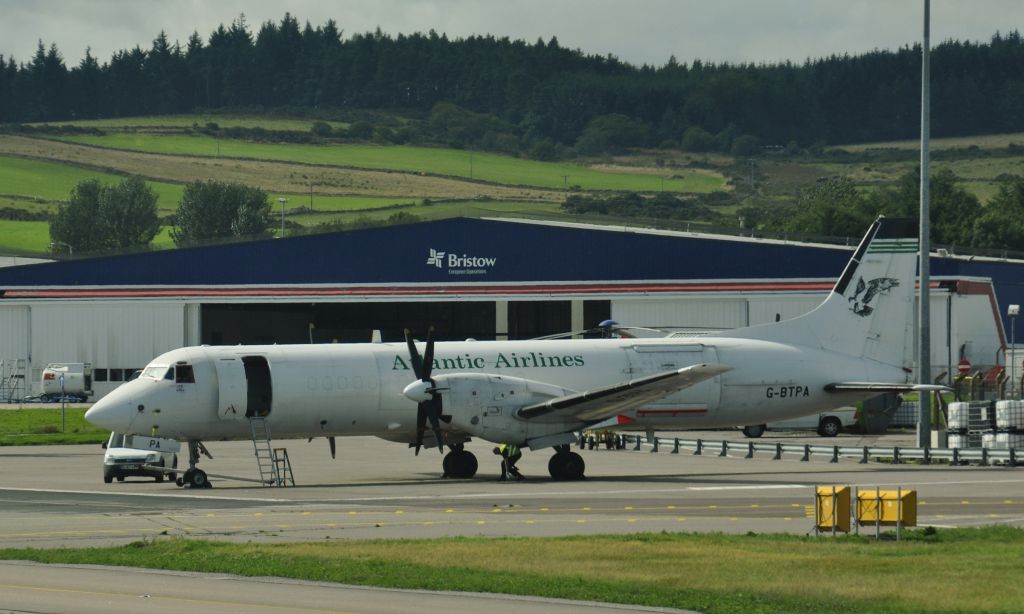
[328,436,336,459]
[421,326,435,381]
[427,395,444,454]
[413,403,427,455]
[404,328,423,379]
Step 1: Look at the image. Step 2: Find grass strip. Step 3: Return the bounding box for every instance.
[0,407,107,445]
[2,528,1022,612]
[56,134,723,193]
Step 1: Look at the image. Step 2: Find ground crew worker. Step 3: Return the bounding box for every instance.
[493,443,524,481]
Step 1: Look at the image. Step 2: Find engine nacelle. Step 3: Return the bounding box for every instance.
[435,373,574,444]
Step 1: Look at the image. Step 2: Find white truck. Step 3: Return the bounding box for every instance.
[102,432,180,483]
[741,407,858,438]
[41,362,93,402]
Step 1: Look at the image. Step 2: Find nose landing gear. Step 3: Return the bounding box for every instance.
[176,440,213,488]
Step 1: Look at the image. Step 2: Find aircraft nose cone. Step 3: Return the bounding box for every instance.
[84,391,133,432]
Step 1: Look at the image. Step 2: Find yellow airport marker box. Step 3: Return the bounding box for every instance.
[856,489,917,527]
[815,485,851,532]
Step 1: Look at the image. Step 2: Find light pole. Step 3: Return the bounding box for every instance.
[49,241,72,257]
[277,197,288,238]
[1010,304,1020,399]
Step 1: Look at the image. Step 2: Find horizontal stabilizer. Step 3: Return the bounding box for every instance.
[825,382,952,393]
[518,363,731,423]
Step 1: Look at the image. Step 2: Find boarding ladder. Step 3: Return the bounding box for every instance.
[0,359,26,403]
[248,416,294,486]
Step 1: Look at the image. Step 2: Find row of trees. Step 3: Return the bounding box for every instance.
[740,171,1024,252]
[3,14,1024,151]
[49,178,273,254]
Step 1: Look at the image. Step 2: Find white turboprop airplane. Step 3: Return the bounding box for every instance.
[86,216,938,487]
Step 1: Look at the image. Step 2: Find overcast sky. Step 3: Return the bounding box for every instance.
[2,1,1023,67]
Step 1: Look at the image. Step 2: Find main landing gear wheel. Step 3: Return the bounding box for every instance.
[548,449,585,481]
[443,449,478,479]
[742,424,767,438]
[181,468,211,488]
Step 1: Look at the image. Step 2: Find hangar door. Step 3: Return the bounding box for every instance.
[0,306,29,360]
[612,299,747,331]
[0,306,30,400]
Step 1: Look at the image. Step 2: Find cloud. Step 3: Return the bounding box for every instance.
[1,0,1021,68]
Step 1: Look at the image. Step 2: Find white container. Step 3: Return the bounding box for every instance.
[947,402,971,430]
[948,433,970,449]
[995,400,1024,430]
[993,432,1024,449]
[982,432,997,449]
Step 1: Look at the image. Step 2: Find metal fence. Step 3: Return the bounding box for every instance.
[623,433,1020,467]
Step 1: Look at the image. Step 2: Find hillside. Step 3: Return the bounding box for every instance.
[0,114,732,255]
[3,113,1024,257]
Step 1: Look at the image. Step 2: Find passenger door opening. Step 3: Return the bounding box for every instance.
[243,356,272,417]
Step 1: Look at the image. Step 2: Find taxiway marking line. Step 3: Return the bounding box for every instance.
[335,484,809,502]
[0,581,358,613]
[0,486,289,503]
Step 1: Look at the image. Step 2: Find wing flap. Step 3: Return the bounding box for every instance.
[825,382,951,393]
[517,363,730,423]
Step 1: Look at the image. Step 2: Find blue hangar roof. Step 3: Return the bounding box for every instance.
[0,218,852,289]
[0,217,1022,316]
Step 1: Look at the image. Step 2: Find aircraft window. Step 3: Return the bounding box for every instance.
[142,366,170,380]
[164,367,174,380]
[175,364,195,384]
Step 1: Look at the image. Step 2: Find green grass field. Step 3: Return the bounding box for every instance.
[3,528,1022,612]
[0,407,105,445]
[56,133,724,192]
[37,114,350,132]
[835,131,1024,152]
[0,220,52,253]
[0,155,185,211]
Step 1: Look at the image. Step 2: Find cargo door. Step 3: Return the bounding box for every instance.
[214,356,247,419]
[625,344,721,418]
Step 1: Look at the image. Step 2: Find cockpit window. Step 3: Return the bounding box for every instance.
[141,366,171,380]
[175,364,195,384]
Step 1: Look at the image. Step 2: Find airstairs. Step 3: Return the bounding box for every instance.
[248,416,295,486]
[0,359,26,403]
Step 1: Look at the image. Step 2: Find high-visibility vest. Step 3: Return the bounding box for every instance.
[499,443,519,457]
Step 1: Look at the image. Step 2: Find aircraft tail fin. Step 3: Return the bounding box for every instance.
[723,217,919,368]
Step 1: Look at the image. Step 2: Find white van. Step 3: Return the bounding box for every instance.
[741,407,858,438]
[102,432,180,483]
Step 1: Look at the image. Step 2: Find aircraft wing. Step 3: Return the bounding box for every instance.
[517,363,731,423]
[825,382,952,393]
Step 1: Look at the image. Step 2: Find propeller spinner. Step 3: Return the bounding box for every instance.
[403,327,445,455]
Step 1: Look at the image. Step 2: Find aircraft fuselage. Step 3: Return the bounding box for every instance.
[89,337,903,445]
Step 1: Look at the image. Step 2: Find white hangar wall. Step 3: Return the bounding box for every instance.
[0,302,201,398]
[0,284,1004,401]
